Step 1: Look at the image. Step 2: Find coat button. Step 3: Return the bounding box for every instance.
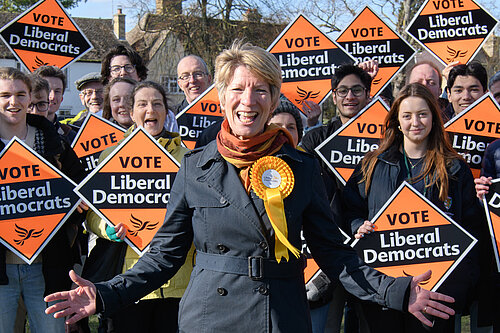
[217,244,228,252]
[220,196,227,204]
[258,285,269,295]
[259,241,268,250]
[217,287,227,296]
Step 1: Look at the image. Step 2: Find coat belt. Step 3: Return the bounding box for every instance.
[195,251,305,281]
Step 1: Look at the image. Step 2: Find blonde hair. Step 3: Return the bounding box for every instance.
[214,40,281,108]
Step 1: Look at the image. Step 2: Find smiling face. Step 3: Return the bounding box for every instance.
[0,79,30,134]
[177,56,212,103]
[79,81,104,113]
[398,96,433,149]
[333,74,369,124]
[110,55,140,81]
[131,87,166,136]
[44,76,64,120]
[221,65,275,140]
[110,81,134,129]
[448,75,485,115]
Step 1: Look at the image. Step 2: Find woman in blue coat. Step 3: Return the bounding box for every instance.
[343,83,488,332]
[45,43,455,332]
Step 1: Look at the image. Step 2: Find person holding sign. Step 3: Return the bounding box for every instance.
[82,81,193,333]
[0,67,86,333]
[444,62,487,120]
[343,83,487,332]
[101,77,136,130]
[45,42,455,332]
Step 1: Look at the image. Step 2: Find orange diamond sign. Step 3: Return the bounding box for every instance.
[483,179,500,272]
[445,93,500,178]
[336,7,416,96]
[176,85,223,149]
[0,0,93,71]
[352,182,476,291]
[71,114,126,173]
[0,138,80,264]
[267,14,354,113]
[405,0,498,65]
[75,127,180,256]
[315,98,389,185]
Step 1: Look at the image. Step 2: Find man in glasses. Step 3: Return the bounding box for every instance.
[173,55,212,114]
[28,75,50,118]
[60,72,104,130]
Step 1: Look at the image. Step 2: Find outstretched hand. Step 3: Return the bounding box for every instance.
[408,270,455,327]
[45,270,97,325]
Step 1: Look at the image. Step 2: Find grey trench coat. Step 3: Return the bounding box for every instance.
[96,142,411,332]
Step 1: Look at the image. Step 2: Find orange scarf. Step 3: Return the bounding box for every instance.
[216,119,293,192]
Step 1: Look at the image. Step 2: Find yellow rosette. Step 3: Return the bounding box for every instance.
[250,156,300,263]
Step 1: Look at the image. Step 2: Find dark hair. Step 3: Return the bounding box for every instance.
[406,61,443,87]
[272,99,304,142]
[131,81,169,113]
[331,64,372,93]
[361,83,460,201]
[102,77,137,120]
[101,44,148,84]
[29,75,50,96]
[33,65,66,93]
[447,62,487,92]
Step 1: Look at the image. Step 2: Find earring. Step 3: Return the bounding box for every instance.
[398,125,402,131]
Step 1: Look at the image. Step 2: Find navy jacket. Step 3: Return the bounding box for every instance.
[96,141,412,332]
[343,145,487,313]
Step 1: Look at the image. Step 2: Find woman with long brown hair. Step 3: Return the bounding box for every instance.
[343,83,486,332]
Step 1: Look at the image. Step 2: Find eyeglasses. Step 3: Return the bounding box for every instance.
[81,89,104,97]
[110,64,136,75]
[178,72,207,81]
[28,101,49,112]
[334,86,366,97]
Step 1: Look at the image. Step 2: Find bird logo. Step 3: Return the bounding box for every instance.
[446,46,467,62]
[13,224,44,246]
[31,56,50,70]
[129,214,159,237]
[295,86,320,105]
[403,270,431,285]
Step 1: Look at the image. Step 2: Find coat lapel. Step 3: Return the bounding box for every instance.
[195,142,266,238]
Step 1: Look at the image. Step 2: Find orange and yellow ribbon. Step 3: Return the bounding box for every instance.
[250,156,300,263]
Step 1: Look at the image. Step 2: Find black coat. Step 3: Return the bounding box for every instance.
[95,141,412,332]
[343,145,488,313]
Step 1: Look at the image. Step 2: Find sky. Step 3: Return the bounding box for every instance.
[68,0,138,31]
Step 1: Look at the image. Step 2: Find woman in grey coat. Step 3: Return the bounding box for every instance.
[45,42,455,332]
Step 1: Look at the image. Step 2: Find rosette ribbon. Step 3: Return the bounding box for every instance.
[250,156,300,263]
